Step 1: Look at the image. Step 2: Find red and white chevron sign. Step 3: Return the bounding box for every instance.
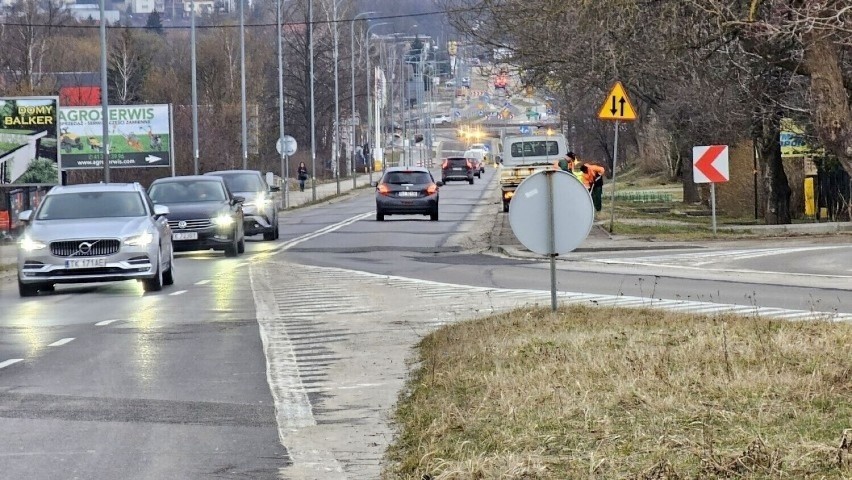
[692,145,729,183]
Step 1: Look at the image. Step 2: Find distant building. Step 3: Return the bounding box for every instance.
[182,0,214,16]
[130,0,163,14]
[67,4,121,23]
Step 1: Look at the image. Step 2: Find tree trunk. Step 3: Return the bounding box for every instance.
[756,114,791,224]
[680,143,700,203]
[801,33,852,176]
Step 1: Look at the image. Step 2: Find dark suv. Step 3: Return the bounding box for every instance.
[441,157,475,184]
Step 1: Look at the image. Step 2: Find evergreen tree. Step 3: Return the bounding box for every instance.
[145,10,164,35]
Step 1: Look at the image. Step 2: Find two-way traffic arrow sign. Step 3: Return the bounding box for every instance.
[598,81,636,121]
[692,145,729,183]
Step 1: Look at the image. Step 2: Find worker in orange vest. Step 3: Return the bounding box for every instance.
[580,163,606,211]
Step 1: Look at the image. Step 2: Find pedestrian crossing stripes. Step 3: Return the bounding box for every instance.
[593,245,847,268]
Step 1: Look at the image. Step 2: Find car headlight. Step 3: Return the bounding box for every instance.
[212,214,235,227]
[125,231,154,246]
[20,235,47,252]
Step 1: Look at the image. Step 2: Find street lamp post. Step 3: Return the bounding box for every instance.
[276,0,287,208]
[98,0,109,182]
[364,22,387,182]
[239,0,248,169]
[191,0,199,175]
[332,0,341,194]
[350,11,375,188]
[309,0,317,201]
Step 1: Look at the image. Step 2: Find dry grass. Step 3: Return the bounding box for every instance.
[385,306,852,479]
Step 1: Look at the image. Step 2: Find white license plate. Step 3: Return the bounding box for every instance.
[453,167,463,171]
[65,258,107,269]
[398,191,418,197]
[173,232,198,241]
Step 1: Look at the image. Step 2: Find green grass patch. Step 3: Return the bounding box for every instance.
[385,306,852,479]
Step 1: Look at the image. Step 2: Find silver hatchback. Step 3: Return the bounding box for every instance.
[16,183,175,296]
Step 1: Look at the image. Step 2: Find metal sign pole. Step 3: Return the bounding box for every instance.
[608,120,620,233]
[547,171,557,312]
[711,182,717,236]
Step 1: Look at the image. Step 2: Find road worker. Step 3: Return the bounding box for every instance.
[580,163,606,211]
[554,151,576,172]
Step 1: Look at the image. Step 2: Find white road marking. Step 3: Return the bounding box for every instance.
[48,338,75,347]
[94,320,119,326]
[169,290,187,296]
[0,359,23,369]
[194,280,210,285]
[250,261,345,477]
[275,211,374,253]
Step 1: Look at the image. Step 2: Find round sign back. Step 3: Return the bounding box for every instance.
[508,170,594,255]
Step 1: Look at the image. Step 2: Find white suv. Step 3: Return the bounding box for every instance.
[430,114,451,125]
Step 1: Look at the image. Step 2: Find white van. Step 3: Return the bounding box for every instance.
[498,133,568,212]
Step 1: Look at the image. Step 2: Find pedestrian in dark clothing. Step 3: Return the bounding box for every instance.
[297,162,309,192]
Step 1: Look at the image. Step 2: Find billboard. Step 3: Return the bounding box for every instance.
[780,118,822,158]
[0,96,60,186]
[58,104,172,169]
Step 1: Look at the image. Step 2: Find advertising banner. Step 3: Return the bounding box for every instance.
[0,96,60,186]
[59,104,172,169]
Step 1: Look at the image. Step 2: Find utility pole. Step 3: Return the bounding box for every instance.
[239,0,248,169]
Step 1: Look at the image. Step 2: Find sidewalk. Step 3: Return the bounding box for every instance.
[0,173,376,274]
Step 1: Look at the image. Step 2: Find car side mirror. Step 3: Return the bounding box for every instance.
[436,181,444,187]
[153,205,170,218]
[18,210,32,223]
[233,196,245,205]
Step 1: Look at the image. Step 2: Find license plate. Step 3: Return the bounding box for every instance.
[65,258,106,269]
[398,191,418,197]
[173,232,198,241]
[453,167,463,171]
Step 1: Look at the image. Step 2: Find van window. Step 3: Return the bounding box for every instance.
[510,140,559,158]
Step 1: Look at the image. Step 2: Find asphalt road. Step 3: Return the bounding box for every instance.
[1,164,851,479]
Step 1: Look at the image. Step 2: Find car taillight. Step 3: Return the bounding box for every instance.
[378,184,391,196]
[466,160,473,169]
[441,159,448,169]
[426,184,438,194]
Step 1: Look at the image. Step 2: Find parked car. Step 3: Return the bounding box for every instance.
[16,182,174,296]
[445,80,456,87]
[148,176,246,257]
[441,157,475,184]
[461,77,471,87]
[204,170,280,241]
[373,167,442,222]
[430,114,451,125]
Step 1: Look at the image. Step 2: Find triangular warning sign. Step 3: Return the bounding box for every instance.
[598,81,637,121]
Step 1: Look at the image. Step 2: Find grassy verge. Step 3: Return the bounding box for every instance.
[385,306,852,479]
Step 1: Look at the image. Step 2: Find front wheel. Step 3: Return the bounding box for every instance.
[503,200,510,213]
[142,250,164,292]
[376,210,385,221]
[162,250,175,286]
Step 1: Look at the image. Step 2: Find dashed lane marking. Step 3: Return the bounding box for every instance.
[194,280,210,285]
[0,359,23,369]
[169,290,188,296]
[48,338,75,347]
[94,320,119,326]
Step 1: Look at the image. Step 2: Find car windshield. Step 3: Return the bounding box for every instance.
[36,192,147,220]
[447,158,469,166]
[382,171,432,185]
[216,173,264,192]
[149,180,227,203]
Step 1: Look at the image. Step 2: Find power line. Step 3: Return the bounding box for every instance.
[0,7,473,30]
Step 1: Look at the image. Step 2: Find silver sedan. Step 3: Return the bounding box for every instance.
[16,182,175,296]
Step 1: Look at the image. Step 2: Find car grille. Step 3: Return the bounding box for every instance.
[168,219,213,230]
[50,239,120,257]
